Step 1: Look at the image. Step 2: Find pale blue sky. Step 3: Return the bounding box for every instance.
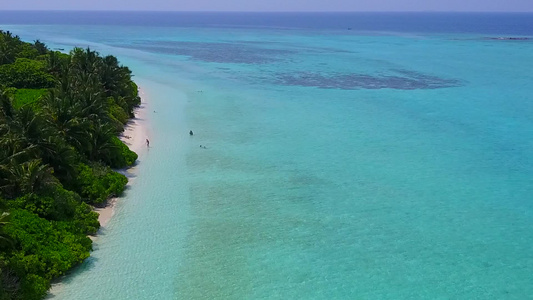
[2,0,532,12]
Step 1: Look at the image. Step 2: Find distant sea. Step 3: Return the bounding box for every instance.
[1,12,533,299]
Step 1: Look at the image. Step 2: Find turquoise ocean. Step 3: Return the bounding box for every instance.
[1,12,533,299]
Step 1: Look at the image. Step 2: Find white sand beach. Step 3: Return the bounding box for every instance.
[93,89,150,229]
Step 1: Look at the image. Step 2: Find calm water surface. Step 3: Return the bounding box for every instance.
[2,12,533,299]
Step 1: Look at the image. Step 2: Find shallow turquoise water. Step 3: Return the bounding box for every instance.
[3,18,533,299]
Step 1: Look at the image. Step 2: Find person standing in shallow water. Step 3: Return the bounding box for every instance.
[146,139,150,147]
[189,130,194,136]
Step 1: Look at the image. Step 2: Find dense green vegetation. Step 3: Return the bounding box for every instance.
[11,89,48,109]
[0,30,141,299]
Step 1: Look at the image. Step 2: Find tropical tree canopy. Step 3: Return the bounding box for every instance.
[0,30,140,300]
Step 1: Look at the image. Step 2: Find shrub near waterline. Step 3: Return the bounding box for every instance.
[4,209,92,300]
[103,137,138,169]
[75,163,128,205]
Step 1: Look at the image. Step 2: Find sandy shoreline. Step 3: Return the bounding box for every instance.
[93,90,149,230]
[47,92,150,297]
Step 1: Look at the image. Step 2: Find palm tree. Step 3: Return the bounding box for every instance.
[0,158,57,198]
[0,211,13,249]
[50,141,78,183]
[0,93,41,195]
[10,106,78,184]
[87,121,117,161]
[0,89,14,120]
[46,51,67,76]
[0,41,15,65]
[42,89,91,153]
[70,47,102,78]
[0,31,20,65]
[11,107,51,150]
[11,159,57,196]
[33,40,48,55]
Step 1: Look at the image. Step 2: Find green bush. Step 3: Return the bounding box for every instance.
[103,137,138,169]
[8,187,79,222]
[15,44,39,61]
[75,163,127,205]
[4,209,92,300]
[107,97,130,132]
[0,59,55,89]
[72,202,100,235]
[19,274,48,300]
[109,101,129,124]
[126,82,141,115]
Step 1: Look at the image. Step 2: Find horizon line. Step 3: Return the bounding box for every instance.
[1,10,533,13]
